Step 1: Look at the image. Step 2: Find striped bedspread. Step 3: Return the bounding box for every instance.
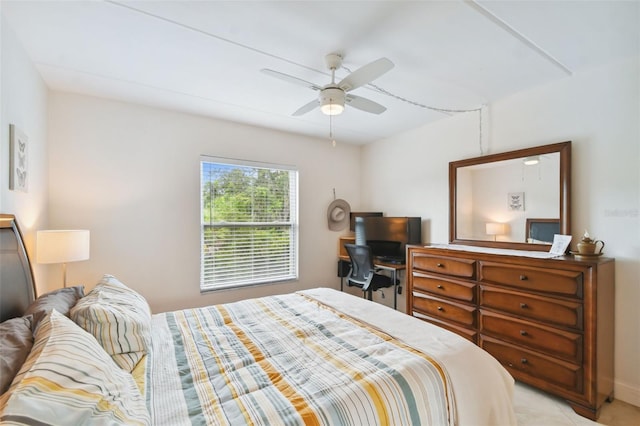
[148,292,456,425]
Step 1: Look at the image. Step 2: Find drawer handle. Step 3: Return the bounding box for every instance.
[520,303,528,309]
[521,358,528,364]
[437,306,444,311]
[437,284,444,289]
[519,275,528,281]
[520,330,528,336]
[436,263,444,268]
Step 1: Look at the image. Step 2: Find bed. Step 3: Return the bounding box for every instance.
[0,214,516,425]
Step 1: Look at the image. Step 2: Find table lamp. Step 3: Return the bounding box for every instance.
[486,222,506,241]
[37,230,90,287]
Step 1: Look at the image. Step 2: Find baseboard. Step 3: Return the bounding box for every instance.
[614,379,640,407]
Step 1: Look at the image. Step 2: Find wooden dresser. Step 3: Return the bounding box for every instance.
[406,245,615,420]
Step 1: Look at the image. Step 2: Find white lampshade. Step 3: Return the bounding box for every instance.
[37,230,90,264]
[486,222,506,236]
[37,230,90,287]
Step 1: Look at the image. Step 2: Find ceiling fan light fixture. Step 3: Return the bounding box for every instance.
[523,156,540,166]
[320,87,345,115]
[263,54,393,117]
[321,102,344,116]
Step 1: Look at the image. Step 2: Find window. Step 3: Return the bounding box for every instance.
[200,156,298,291]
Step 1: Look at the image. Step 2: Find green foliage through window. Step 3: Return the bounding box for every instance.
[200,157,298,290]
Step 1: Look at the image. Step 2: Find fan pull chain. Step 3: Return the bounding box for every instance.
[330,113,336,147]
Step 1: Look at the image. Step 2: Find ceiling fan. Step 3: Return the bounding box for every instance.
[261,53,394,116]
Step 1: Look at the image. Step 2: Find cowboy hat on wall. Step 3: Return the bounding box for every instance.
[327,199,351,231]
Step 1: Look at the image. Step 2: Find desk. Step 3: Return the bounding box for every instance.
[338,256,405,310]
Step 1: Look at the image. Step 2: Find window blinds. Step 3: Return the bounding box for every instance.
[200,157,298,290]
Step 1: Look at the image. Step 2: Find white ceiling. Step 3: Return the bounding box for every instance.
[2,1,638,145]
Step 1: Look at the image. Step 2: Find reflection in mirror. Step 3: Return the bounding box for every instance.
[526,218,560,244]
[449,141,571,251]
[456,153,560,242]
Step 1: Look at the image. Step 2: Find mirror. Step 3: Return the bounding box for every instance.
[449,141,571,251]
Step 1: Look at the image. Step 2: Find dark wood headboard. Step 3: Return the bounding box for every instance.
[0,214,36,322]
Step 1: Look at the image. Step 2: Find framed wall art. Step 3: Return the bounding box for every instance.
[508,192,524,211]
[9,124,28,192]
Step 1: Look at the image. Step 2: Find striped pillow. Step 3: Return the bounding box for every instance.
[0,310,149,425]
[70,275,151,372]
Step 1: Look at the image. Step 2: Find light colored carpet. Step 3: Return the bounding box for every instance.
[514,382,640,426]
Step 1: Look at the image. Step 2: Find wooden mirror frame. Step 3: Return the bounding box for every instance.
[449,141,571,251]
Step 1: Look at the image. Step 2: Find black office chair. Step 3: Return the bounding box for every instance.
[344,244,394,301]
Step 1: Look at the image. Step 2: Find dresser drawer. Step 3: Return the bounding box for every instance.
[412,272,476,303]
[412,311,477,343]
[412,253,476,279]
[480,310,582,363]
[412,292,476,327]
[480,286,583,330]
[479,261,583,299]
[480,336,583,394]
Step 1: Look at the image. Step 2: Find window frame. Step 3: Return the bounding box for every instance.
[199,156,299,292]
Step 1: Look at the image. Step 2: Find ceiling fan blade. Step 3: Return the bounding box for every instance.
[293,99,319,116]
[261,69,321,91]
[338,58,394,92]
[345,94,387,114]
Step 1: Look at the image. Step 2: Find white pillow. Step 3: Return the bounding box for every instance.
[70,274,151,372]
[0,310,149,425]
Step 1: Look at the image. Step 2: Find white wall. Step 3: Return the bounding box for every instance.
[0,14,49,289]
[361,57,640,406]
[47,92,360,311]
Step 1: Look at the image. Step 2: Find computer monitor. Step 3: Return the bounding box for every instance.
[349,212,383,232]
[354,216,421,264]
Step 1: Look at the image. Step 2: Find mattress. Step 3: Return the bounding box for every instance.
[147,288,516,425]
